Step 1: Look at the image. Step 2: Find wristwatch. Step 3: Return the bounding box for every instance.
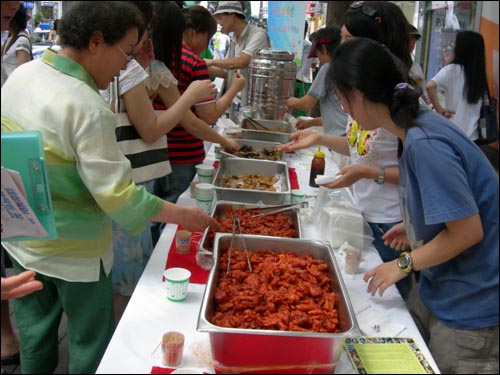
[375,167,385,185]
[397,251,413,274]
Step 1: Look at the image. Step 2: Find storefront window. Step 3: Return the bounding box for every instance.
[423,1,478,81]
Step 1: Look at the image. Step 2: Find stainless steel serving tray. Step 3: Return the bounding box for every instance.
[240,118,294,144]
[197,234,359,374]
[219,139,285,162]
[213,158,290,205]
[197,201,303,254]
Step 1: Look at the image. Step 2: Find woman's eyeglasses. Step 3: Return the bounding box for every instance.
[114,43,134,64]
[350,1,377,17]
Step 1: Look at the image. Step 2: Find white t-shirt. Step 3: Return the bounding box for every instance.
[1,31,31,87]
[430,63,481,140]
[346,117,401,223]
[226,23,270,106]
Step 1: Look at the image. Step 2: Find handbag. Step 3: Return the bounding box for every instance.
[110,78,171,184]
[476,90,499,145]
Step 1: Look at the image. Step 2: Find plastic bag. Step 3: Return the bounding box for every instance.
[312,187,373,250]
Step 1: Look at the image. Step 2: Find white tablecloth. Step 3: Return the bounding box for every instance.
[97,119,440,374]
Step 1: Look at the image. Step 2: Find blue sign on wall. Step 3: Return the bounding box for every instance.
[267,1,307,67]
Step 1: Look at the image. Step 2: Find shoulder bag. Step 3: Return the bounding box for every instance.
[110,78,171,184]
[476,89,499,145]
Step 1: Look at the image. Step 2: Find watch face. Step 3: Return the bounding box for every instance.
[398,254,410,268]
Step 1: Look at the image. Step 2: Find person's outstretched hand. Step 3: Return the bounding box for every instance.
[1,270,43,300]
[275,129,321,152]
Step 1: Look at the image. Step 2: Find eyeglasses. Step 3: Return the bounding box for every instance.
[114,43,134,64]
[350,1,377,17]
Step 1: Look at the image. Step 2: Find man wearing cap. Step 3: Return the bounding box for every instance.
[205,1,270,118]
[408,24,429,105]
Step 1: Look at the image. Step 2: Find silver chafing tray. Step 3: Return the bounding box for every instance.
[197,234,359,374]
[213,158,290,205]
[240,118,294,144]
[219,139,285,161]
[197,201,303,254]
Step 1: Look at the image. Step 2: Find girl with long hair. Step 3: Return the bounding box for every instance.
[426,31,489,142]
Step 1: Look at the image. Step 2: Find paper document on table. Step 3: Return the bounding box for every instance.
[1,167,49,239]
[344,337,436,374]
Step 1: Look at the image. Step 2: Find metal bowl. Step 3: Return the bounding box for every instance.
[213,158,290,205]
[197,201,303,254]
[197,234,359,374]
[219,139,285,162]
[240,118,294,144]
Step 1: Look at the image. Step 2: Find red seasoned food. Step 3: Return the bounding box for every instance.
[211,249,340,333]
[206,207,297,251]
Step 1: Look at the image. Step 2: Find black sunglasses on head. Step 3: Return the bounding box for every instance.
[350,1,377,17]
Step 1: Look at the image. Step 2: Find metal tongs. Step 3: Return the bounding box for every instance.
[226,214,253,274]
[249,201,308,218]
[245,117,271,131]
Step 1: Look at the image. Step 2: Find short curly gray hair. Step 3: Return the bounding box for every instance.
[59,1,144,50]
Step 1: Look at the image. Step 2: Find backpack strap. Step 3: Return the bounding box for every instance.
[1,32,32,60]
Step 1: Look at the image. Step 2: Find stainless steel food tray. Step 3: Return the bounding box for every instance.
[213,158,290,205]
[197,234,359,374]
[219,139,285,161]
[240,118,294,144]
[197,201,302,254]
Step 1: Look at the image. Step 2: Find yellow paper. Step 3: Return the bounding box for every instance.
[344,337,435,374]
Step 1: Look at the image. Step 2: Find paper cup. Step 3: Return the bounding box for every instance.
[161,331,185,367]
[175,230,192,254]
[195,183,214,214]
[345,248,362,275]
[190,181,198,198]
[196,164,214,183]
[214,145,222,160]
[171,369,204,374]
[291,189,305,204]
[164,268,191,302]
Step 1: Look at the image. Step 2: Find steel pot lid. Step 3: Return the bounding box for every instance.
[255,49,295,61]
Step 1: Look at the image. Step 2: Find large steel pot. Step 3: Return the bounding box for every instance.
[248,49,297,121]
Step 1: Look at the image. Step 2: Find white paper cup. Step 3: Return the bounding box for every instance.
[291,189,305,204]
[190,181,199,198]
[164,268,191,302]
[171,369,204,374]
[195,183,214,214]
[196,164,214,183]
[214,145,222,160]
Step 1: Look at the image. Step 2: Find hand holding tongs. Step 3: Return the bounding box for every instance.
[227,214,252,274]
[250,201,308,218]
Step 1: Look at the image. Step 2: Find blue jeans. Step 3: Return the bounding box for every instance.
[150,163,197,246]
[368,221,413,300]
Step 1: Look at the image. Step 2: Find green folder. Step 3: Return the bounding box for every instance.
[1,131,57,241]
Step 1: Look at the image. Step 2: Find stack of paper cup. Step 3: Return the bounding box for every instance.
[291,189,305,204]
[196,164,214,183]
[195,183,214,214]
